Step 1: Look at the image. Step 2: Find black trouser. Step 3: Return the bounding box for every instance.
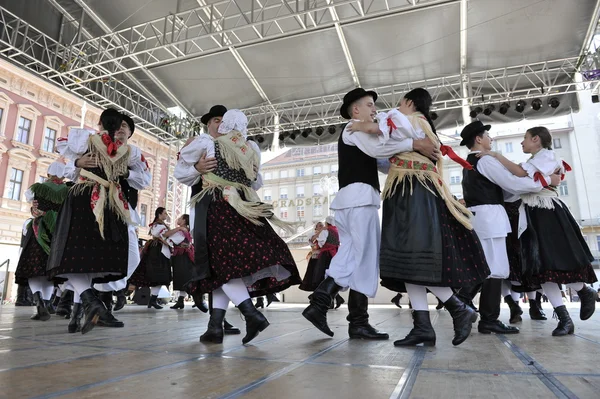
[479,278,502,322]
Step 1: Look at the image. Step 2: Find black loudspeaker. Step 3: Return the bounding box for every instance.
[133,287,150,305]
[592,95,599,103]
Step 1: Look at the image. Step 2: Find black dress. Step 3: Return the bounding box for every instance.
[380,176,490,292]
[187,140,301,297]
[15,181,70,285]
[47,166,128,284]
[171,231,195,291]
[128,223,172,287]
[520,198,597,285]
[505,200,539,292]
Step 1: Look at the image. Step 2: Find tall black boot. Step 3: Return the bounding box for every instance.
[266,293,280,307]
[56,290,74,319]
[171,296,185,309]
[25,286,35,306]
[238,298,270,344]
[96,291,124,328]
[444,295,477,346]
[334,294,345,309]
[68,303,84,333]
[113,289,127,311]
[79,289,108,335]
[535,291,544,310]
[478,279,519,334]
[148,295,163,309]
[191,291,209,313]
[390,293,402,309]
[255,297,265,309]
[302,277,341,337]
[577,285,597,321]
[394,311,436,347]
[552,305,575,336]
[200,308,226,343]
[47,291,56,315]
[347,290,389,340]
[15,285,29,306]
[224,319,241,335]
[504,295,523,324]
[51,293,61,309]
[30,292,51,321]
[528,298,547,320]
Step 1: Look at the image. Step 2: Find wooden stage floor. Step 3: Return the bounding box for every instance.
[1,302,599,398]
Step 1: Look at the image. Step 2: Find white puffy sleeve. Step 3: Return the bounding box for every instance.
[174,135,215,186]
[247,140,263,190]
[57,128,94,160]
[316,229,329,247]
[63,159,80,181]
[150,223,168,238]
[127,145,152,190]
[170,230,186,245]
[378,109,426,144]
[520,149,560,178]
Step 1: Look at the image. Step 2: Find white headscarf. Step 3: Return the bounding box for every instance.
[47,161,66,178]
[217,109,249,138]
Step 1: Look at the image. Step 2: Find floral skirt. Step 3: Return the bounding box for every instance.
[188,197,301,297]
[15,226,49,285]
[128,242,172,287]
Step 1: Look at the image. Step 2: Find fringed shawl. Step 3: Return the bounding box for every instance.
[382,112,473,230]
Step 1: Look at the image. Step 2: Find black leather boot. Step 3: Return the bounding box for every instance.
[30,292,51,321]
[266,293,280,307]
[444,295,477,346]
[56,290,73,319]
[528,298,547,320]
[148,295,163,309]
[113,289,127,311]
[436,299,445,310]
[15,285,29,306]
[302,277,341,337]
[394,311,436,347]
[552,305,575,336]
[68,303,84,333]
[192,291,209,313]
[577,285,597,321]
[334,294,345,309]
[391,293,402,309]
[96,291,124,328]
[255,297,265,309]
[224,318,241,335]
[200,308,226,344]
[79,289,108,334]
[171,296,185,309]
[47,292,56,315]
[238,298,270,344]
[347,290,389,340]
[51,293,61,309]
[504,296,523,324]
[535,291,544,310]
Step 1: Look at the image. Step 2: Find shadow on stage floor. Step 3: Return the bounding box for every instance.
[1,302,599,399]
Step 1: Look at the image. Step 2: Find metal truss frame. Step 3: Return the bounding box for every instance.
[44,0,458,83]
[243,57,600,134]
[0,6,174,141]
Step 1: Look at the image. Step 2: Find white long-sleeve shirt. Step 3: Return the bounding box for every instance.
[467,152,546,238]
[331,112,417,211]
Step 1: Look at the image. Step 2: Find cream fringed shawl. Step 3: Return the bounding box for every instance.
[71,133,131,239]
[190,131,296,235]
[382,112,473,230]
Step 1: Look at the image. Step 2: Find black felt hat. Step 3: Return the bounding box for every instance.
[340,88,378,119]
[459,120,491,146]
[200,105,227,125]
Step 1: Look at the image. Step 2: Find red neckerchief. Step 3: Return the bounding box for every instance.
[100,133,123,157]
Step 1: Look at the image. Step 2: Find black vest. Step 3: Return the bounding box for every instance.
[462,153,504,208]
[337,127,380,192]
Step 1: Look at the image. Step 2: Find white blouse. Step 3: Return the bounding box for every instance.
[150,223,172,259]
[520,149,563,179]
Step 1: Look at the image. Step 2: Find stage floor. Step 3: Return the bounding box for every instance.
[1,301,599,399]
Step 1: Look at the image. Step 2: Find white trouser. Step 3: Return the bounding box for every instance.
[28,277,54,300]
[478,237,509,279]
[212,278,250,309]
[93,224,139,292]
[325,205,380,297]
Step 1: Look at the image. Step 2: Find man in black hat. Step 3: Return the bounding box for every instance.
[459,121,560,334]
[303,88,439,339]
[174,104,240,335]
